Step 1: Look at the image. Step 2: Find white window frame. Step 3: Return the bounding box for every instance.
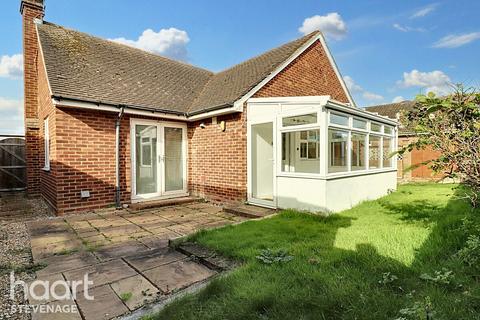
[140,135,153,168]
[43,117,50,171]
[299,130,320,160]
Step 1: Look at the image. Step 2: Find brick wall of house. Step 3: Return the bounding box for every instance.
[53,108,133,215]
[187,112,247,203]
[37,44,57,209]
[22,1,44,195]
[252,40,350,104]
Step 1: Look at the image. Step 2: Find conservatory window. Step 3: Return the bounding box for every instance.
[282,113,317,127]
[383,137,393,167]
[281,129,320,174]
[351,133,366,171]
[384,126,393,135]
[371,122,382,133]
[369,135,381,169]
[330,113,349,126]
[353,118,367,130]
[328,129,348,173]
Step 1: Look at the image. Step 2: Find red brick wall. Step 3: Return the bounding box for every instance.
[188,112,247,203]
[22,1,44,195]
[37,45,57,209]
[253,40,350,103]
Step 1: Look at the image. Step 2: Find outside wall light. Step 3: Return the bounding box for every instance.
[200,122,206,129]
[220,120,226,132]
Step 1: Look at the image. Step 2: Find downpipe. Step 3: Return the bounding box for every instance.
[115,106,125,209]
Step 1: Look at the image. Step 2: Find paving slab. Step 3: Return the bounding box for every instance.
[143,259,216,294]
[31,299,82,320]
[28,273,69,304]
[36,251,98,277]
[137,236,169,250]
[93,241,149,261]
[110,274,160,311]
[63,259,137,290]
[31,239,83,260]
[125,249,186,272]
[76,285,129,320]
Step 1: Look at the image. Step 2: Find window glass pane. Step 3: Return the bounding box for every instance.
[384,126,393,135]
[371,123,381,132]
[369,135,381,169]
[351,133,366,171]
[353,118,367,129]
[135,125,157,195]
[330,113,349,126]
[282,113,317,127]
[164,127,184,192]
[307,142,317,159]
[281,129,320,174]
[328,129,348,173]
[383,137,393,168]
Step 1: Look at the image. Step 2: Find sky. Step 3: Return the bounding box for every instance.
[1,0,479,134]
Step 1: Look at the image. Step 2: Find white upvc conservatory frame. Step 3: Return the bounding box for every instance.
[246,96,398,212]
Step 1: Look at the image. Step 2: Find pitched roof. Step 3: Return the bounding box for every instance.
[37,21,320,115]
[365,101,416,135]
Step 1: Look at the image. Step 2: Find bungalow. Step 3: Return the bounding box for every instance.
[20,0,397,215]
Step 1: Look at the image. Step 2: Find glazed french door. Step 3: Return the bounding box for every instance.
[132,120,187,200]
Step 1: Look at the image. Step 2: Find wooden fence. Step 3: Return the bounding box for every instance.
[0,135,26,191]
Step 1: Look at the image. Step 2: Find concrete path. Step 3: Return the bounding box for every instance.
[27,203,248,320]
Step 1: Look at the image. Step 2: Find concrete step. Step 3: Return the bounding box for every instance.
[223,204,276,219]
[128,196,202,211]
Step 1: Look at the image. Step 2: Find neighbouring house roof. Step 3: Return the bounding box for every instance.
[37,21,322,115]
[365,100,416,135]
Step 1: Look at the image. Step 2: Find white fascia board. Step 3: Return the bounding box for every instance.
[233,32,356,110]
[247,95,331,105]
[187,104,243,121]
[326,100,398,126]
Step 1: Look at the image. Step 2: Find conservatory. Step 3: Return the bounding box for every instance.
[247,96,398,213]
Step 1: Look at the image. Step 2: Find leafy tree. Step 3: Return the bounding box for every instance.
[399,85,480,207]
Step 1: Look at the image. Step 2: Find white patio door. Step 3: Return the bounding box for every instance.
[132,120,187,200]
[248,119,276,208]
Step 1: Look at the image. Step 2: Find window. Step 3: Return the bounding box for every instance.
[351,133,366,171]
[328,129,348,173]
[330,113,349,126]
[383,137,393,167]
[369,135,381,169]
[44,118,50,170]
[281,129,320,174]
[300,130,319,160]
[353,118,367,130]
[371,122,382,132]
[282,113,317,127]
[384,126,393,135]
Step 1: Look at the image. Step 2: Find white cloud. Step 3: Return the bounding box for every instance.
[344,76,384,102]
[299,13,347,40]
[433,32,480,48]
[393,23,426,33]
[411,4,437,19]
[392,96,405,103]
[0,97,24,134]
[0,54,23,79]
[397,69,452,95]
[110,28,190,61]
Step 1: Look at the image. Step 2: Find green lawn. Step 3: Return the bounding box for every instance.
[146,184,480,320]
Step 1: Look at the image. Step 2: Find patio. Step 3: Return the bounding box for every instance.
[25,202,253,320]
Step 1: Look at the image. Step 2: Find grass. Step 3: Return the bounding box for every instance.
[145,183,480,320]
